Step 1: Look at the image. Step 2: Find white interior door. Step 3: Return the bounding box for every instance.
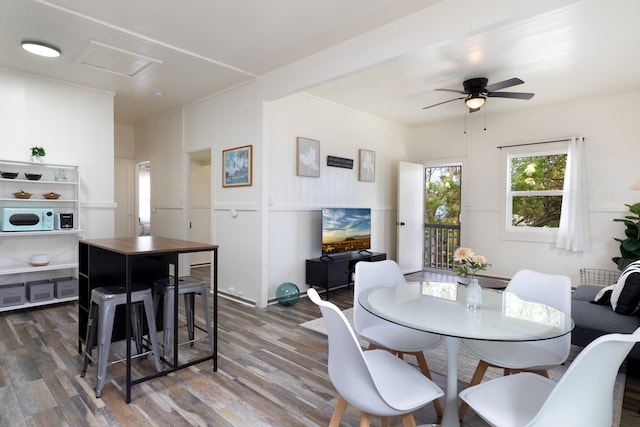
[397,161,424,273]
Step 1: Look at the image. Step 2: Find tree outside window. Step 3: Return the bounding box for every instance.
[508,153,567,228]
[425,166,461,225]
[425,165,461,269]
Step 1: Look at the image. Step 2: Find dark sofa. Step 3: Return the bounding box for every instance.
[571,284,640,360]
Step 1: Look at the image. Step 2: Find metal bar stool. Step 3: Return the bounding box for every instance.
[154,276,213,359]
[81,283,162,398]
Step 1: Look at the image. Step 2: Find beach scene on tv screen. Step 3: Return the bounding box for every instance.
[322,208,371,254]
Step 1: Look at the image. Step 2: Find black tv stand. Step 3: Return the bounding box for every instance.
[306,251,386,300]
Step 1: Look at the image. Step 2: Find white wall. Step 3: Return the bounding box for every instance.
[410,91,640,284]
[136,85,414,306]
[0,69,115,239]
[136,109,187,240]
[181,84,264,304]
[115,124,135,159]
[266,92,413,298]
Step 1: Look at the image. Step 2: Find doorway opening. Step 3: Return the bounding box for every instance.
[138,161,151,236]
[188,150,212,267]
[424,164,461,270]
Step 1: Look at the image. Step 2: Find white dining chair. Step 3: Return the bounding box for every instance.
[307,288,444,427]
[354,260,444,416]
[459,269,572,420]
[459,327,640,427]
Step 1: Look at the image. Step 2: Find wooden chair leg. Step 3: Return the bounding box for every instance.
[458,359,490,420]
[400,413,417,427]
[413,351,443,417]
[381,416,389,427]
[329,396,349,427]
[528,369,549,378]
[359,412,372,427]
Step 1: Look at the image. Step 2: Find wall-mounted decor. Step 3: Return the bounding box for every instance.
[297,137,320,177]
[327,155,353,169]
[359,149,375,182]
[223,145,252,187]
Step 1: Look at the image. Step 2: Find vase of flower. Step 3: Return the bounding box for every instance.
[452,247,491,311]
[466,276,483,310]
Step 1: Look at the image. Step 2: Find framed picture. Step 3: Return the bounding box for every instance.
[296,137,320,177]
[223,145,252,187]
[359,149,375,182]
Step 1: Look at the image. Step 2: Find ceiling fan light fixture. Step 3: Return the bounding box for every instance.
[465,95,486,110]
[21,41,61,58]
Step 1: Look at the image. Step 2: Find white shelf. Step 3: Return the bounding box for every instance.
[0,295,78,313]
[0,198,79,203]
[0,229,83,237]
[0,159,77,169]
[0,159,80,313]
[0,262,78,275]
[0,178,78,185]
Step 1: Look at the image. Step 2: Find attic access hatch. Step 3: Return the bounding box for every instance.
[75,40,162,78]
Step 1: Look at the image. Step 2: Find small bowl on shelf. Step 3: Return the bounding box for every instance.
[24,173,42,180]
[1,171,18,179]
[13,191,32,199]
[30,254,49,267]
[43,192,61,200]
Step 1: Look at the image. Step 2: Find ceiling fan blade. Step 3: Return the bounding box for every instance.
[487,91,534,100]
[435,88,468,95]
[422,96,466,110]
[486,77,524,93]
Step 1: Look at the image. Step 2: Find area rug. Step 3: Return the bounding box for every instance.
[300,307,624,427]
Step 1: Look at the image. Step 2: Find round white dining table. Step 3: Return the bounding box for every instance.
[358,281,574,427]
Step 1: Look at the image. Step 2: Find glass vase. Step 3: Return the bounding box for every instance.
[466,276,482,310]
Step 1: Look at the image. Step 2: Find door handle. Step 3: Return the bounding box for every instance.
[396,221,405,226]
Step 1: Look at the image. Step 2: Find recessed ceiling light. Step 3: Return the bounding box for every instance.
[21,41,61,58]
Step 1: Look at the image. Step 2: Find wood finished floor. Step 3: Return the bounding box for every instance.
[0,267,639,426]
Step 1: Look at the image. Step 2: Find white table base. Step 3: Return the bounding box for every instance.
[441,336,461,427]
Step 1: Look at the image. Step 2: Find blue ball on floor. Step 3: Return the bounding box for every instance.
[276,282,300,306]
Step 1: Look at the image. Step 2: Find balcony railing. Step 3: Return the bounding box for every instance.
[424,223,460,270]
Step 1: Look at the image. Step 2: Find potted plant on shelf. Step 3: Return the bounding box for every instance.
[612,202,640,270]
[30,146,46,162]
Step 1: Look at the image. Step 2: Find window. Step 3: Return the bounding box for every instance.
[501,142,568,242]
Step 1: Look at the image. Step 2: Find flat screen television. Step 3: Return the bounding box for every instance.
[322,207,371,256]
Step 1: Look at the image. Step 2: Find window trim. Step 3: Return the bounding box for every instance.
[500,141,569,243]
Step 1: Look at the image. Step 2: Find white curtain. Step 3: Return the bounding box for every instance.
[556,136,589,251]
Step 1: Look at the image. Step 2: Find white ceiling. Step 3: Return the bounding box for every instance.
[1,0,640,128]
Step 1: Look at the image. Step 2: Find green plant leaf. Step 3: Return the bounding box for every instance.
[612,203,640,268]
[628,203,640,215]
[622,239,640,253]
